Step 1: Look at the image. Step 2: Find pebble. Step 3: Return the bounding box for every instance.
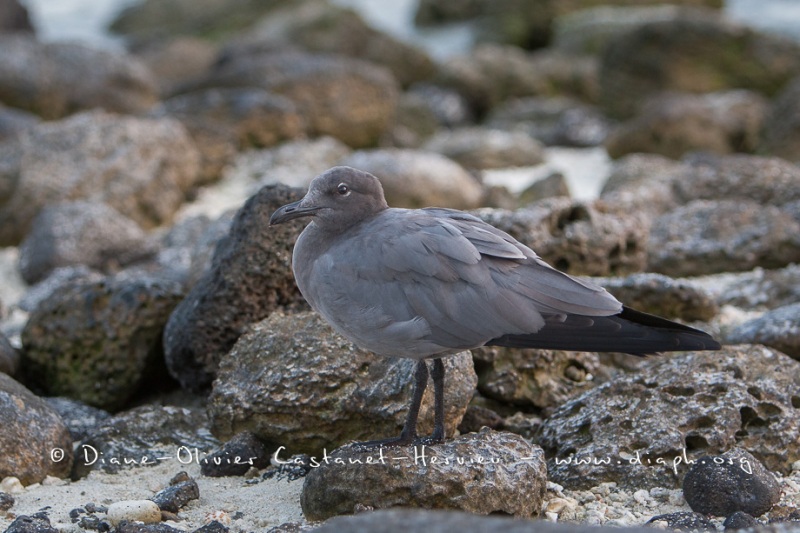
[0,491,14,511]
[150,473,199,513]
[647,511,717,531]
[683,448,782,517]
[723,511,760,530]
[1,477,24,494]
[106,500,162,526]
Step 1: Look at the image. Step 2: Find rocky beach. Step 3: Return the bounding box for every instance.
[1,0,800,531]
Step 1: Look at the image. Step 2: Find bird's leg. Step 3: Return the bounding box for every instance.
[415,357,446,445]
[353,359,429,449]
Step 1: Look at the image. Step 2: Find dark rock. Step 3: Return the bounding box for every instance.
[519,173,571,204]
[599,153,686,219]
[414,0,486,25]
[596,273,718,322]
[683,448,781,517]
[0,330,19,376]
[423,127,545,170]
[162,184,307,391]
[200,431,271,477]
[44,397,111,442]
[155,88,306,184]
[0,35,157,119]
[339,149,483,209]
[193,522,229,533]
[723,511,760,530]
[727,304,800,361]
[300,429,546,521]
[599,10,800,118]
[21,275,183,411]
[647,200,800,276]
[116,522,183,533]
[17,266,105,313]
[0,0,33,32]
[762,74,800,162]
[457,405,504,434]
[149,472,200,512]
[472,346,601,408]
[0,373,73,485]
[241,0,435,87]
[208,312,476,453]
[539,345,800,490]
[0,490,14,511]
[646,511,717,531]
[0,103,39,142]
[437,45,596,116]
[475,197,649,276]
[194,50,398,148]
[18,201,155,284]
[4,513,58,533]
[605,90,768,159]
[0,110,200,246]
[73,404,220,478]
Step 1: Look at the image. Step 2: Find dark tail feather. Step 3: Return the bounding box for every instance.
[487,306,721,356]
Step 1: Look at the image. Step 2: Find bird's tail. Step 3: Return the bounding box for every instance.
[487,306,721,356]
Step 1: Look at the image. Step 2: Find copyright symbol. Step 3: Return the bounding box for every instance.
[50,448,66,462]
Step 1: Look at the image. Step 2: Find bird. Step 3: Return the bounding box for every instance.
[270,166,721,447]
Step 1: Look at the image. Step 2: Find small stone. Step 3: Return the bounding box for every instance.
[116,522,183,533]
[1,477,24,494]
[0,490,14,511]
[647,511,717,531]
[723,511,760,530]
[456,405,504,434]
[4,512,58,533]
[683,448,782,517]
[200,431,271,477]
[106,500,162,526]
[193,521,230,533]
[203,511,231,527]
[149,473,199,513]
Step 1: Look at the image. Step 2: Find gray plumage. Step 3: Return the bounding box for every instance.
[270,166,720,445]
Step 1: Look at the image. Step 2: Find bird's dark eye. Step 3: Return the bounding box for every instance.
[337,183,350,196]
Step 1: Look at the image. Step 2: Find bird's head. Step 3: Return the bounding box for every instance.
[269,166,389,231]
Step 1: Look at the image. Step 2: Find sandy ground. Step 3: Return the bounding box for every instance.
[0,460,306,532]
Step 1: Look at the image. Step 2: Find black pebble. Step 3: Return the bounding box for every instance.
[0,491,14,511]
[683,448,781,517]
[150,472,200,513]
[192,521,230,533]
[723,511,760,530]
[4,512,58,533]
[647,511,717,532]
[200,431,271,477]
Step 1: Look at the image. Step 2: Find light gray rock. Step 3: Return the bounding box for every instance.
[18,201,155,284]
[647,199,800,276]
[424,127,545,170]
[0,373,73,485]
[539,345,800,490]
[0,34,157,119]
[727,304,800,360]
[605,90,768,160]
[339,149,483,209]
[193,50,399,148]
[596,273,718,322]
[474,197,649,276]
[207,312,477,453]
[472,347,602,408]
[0,110,201,245]
[301,429,546,520]
[706,265,800,311]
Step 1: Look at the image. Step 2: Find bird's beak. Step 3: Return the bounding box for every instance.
[269,198,321,226]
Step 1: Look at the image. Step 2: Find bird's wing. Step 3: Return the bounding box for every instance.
[306,208,623,355]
